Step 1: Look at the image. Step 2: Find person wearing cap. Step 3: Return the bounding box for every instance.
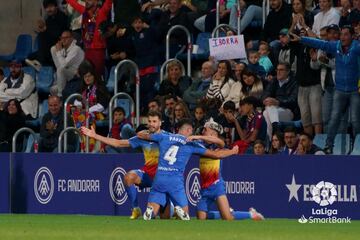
[278,28,297,73]
[231,96,267,154]
[293,25,360,154]
[0,61,38,119]
[310,0,340,37]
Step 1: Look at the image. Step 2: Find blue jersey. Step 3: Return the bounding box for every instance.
[128,136,160,179]
[150,132,207,177]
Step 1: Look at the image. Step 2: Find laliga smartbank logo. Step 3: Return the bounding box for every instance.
[109,167,128,205]
[286,175,352,224]
[34,167,54,204]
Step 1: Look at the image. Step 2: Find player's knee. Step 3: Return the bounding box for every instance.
[197,212,207,220]
[222,213,234,221]
[124,173,135,186]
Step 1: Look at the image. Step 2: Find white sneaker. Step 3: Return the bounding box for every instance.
[249,207,265,221]
[25,59,42,72]
[143,206,154,220]
[174,206,190,220]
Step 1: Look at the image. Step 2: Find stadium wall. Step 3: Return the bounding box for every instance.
[1,153,359,220]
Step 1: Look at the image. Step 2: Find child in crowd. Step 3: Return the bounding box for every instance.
[247,50,266,79]
[253,140,266,155]
[258,42,273,74]
[101,107,135,153]
[193,105,207,134]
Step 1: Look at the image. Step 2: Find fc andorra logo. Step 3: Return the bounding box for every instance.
[34,167,54,204]
[186,168,201,206]
[312,181,337,206]
[109,167,128,205]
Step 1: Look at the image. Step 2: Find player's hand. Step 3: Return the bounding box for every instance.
[137,130,150,139]
[141,2,152,12]
[232,145,239,154]
[81,126,96,138]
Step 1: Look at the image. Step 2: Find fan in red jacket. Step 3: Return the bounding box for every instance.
[66,0,112,76]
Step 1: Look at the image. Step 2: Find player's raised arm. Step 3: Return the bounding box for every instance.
[203,146,239,159]
[80,126,130,148]
[187,135,225,148]
[136,130,152,141]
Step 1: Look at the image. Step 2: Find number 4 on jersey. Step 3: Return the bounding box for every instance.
[164,145,179,165]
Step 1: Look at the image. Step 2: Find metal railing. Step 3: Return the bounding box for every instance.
[109,92,136,130]
[12,127,38,153]
[159,58,186,83]
[216,1,241,35]
[64,93,89,153]
[58,127,81,153]
[165,25,191,77]
[216,0,220,35]
[114,59,140,127]
[211,24,234,38]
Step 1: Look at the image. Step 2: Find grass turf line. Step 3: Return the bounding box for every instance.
[0,214,359,240]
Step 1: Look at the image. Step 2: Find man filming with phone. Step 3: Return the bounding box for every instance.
[50,30,84,97]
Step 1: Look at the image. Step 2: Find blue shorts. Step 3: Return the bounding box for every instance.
[148,187,188,208]
[197,180,226,212]
[131,169,153,189]
[148,174,187,207]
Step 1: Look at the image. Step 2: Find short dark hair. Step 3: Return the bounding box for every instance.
[240,96,260,107]
[277,62,291,72]
[177,118,193,129]
[223,101,236,111]
[164,94,177,102]
[300,132,313,141]
[43,0,57,8]
[341,25,355,35]
[148,110,162,120]
[254,139,265,147]
[148,98,161,107]
[284,126,297,135]
[113,107,125,115]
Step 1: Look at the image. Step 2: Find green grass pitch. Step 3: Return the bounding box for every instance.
[0,214,359,240]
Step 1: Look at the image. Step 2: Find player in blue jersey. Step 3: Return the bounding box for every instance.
[81,111,169,219]
[136,118,239,220]
[187,118,264,220]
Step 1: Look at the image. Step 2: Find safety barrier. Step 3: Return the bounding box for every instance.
[159,58,186,83]
[12,127,39,153]
[166,25,191,77]
[58,127,81,153]
[109,92,136,129]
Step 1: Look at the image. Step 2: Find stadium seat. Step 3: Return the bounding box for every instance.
[22,66,36,80]
[313,134,327,149]
[0,34,33,62]
[350,134,360,155]
[333,134,351,155]
[314,134,351,155]
[2,67,10,77]
[36,66,55,94]
[177,32,211,60]
[106,66,115,93]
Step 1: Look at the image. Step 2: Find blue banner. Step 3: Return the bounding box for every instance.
[10,153,360,221]
[0,153,10,213]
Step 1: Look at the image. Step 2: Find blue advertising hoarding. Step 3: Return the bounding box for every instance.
[9,153,360,220]
[0,153,10,213]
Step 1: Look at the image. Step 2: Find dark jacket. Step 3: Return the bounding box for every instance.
[113,0,141,27]
[131,27,160,68]
[183,78,211,107]
[158,76,192,98]
[158,9,189,45]
[339,9,360,27]
[260,2,292,42]
[291,42,320,87]
[0,111,26,152]
[262,77,300,119]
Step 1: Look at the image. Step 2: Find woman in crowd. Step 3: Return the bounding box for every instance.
[0,99,26,152]
[170,100,191,133]
[240,69,263,100]
[268,131,285,154]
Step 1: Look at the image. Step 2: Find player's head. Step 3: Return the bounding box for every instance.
[177,118,193,137]
[147,110,162,133]
[203,117,223,137]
